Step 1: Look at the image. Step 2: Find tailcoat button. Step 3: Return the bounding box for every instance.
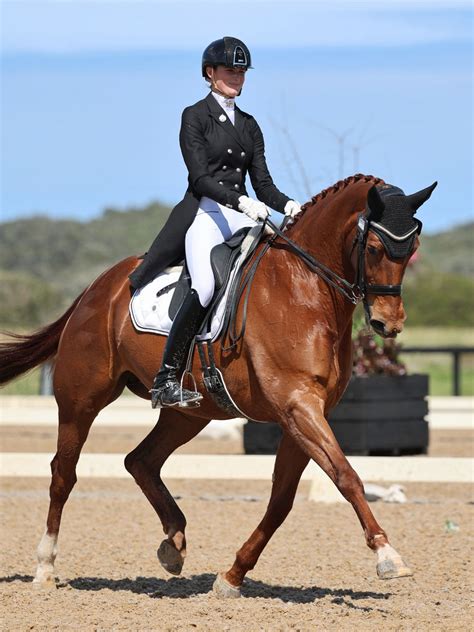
[219,181,223,185]
[234,184,239,189]
[241,151,246,157]
[227,148,232,154]
[236,167,241,173]
[219,114,227,122]
[226,204,233,208]
[222,165,227,170]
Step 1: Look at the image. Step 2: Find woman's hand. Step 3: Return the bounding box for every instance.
[284,200,302,219]
[238,196,269,221]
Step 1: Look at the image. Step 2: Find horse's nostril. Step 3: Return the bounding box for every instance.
[370,319,386,335]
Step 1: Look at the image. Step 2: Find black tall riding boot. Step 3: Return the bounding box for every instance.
[150,289,207,409]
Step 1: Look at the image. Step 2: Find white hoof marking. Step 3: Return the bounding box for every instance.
[34,531,58,586]
[212,573,241,599]
[376,544,413,579]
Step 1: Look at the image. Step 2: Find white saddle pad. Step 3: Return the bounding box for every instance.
[129,256,241,342]
[129,226,262,341]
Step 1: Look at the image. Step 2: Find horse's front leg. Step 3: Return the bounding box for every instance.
[214,432,310,598]
[283,391,413,580]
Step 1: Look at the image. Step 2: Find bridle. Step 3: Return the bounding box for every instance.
[266,210,420,324]
[223,209,420,350]
[351,213,420,324]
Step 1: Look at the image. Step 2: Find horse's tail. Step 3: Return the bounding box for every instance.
[0,289,87,386]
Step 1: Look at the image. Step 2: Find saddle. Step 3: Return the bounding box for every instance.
[167,227,255,330]
[129,222,270,419]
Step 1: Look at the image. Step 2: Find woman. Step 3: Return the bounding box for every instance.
[129,36,302,408]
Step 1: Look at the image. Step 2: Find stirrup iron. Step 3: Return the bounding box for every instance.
[178,370,202,408]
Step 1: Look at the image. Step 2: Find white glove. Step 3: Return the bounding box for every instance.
[284,200,302,218]
[238,195,269,222]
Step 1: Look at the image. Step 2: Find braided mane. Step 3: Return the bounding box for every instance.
[291,173,385,228]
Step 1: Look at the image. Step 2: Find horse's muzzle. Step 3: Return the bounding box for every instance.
[370,319,401,339]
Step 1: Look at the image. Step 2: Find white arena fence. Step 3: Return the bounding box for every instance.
[1,395,472,502]
[0,453,471,503]
[1,395,473,431]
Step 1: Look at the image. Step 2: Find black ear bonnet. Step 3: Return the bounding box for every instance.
[367,185,423,259]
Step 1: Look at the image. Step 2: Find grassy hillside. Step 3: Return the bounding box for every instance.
[0,201,171,325]
[0,204,472,328]
[420,222,474,277]
[401,222,474,327]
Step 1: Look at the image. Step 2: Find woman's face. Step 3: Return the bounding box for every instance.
[207,66,246,97]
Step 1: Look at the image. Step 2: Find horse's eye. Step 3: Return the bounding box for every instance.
[367,245,378,255]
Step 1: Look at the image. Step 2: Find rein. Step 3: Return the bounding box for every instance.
[223,209,408,351]
[265,218,363,304]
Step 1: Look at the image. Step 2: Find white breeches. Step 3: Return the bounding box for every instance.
[185,196,258,307]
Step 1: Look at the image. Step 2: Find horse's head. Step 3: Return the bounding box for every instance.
[359,181,437,337]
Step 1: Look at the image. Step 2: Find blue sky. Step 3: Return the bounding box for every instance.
[1,0,472,232]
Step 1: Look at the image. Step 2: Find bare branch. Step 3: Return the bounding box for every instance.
[269,116,313,199]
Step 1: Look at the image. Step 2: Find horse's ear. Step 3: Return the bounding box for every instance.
[366,185,385,221]
[406,181,438,213]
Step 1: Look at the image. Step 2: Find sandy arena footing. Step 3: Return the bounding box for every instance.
[1,476,473,631]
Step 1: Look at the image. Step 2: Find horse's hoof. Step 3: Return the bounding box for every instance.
[376,543,413,580]
[157,539,185,576]
[32,577,57,590]
[212,573,241,599]
[377,557,413,579]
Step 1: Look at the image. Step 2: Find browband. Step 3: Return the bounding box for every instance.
[370,221,419,242]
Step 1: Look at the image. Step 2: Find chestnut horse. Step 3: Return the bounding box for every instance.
[0,174,436,597]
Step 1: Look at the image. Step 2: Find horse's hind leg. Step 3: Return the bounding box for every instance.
[34,374,124,587]
[214,432,309,598]
[124,409,209,576]
[34,406,95,587]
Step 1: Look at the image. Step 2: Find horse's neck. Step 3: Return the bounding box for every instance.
[289,187,360,279]
[271,182,370,329]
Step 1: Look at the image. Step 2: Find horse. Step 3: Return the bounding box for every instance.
[0,174,437,597]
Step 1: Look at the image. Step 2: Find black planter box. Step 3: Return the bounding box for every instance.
[243,374,429,456]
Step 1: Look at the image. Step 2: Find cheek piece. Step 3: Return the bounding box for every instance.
[358,189,423,325]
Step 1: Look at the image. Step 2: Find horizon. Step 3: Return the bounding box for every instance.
[2,194,472,237]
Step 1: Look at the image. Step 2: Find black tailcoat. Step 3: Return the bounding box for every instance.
[129,92,290,289]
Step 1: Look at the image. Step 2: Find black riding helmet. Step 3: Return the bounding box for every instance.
[201,37,252,78]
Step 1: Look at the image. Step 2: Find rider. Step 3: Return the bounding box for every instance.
[129,36,302,409]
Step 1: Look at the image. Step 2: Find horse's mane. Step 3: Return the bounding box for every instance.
[293,173,385,227]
